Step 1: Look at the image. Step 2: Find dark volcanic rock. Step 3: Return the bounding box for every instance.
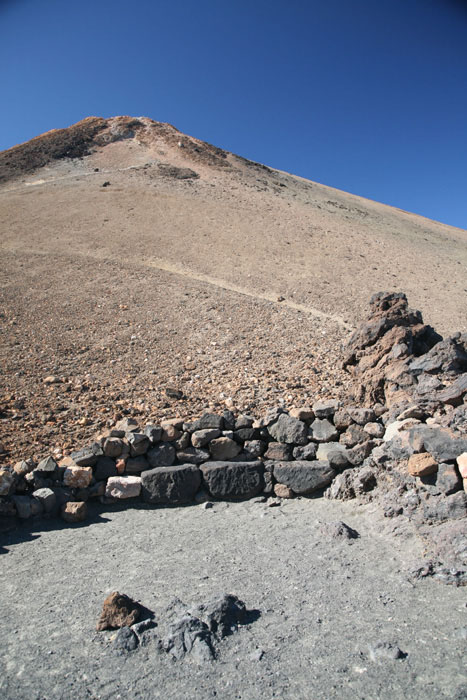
[272,460,335,495]
[113,626,139,653]
[176,447,210,464]
[192,594,248,639]
[268,414,308,445]
[125,455,150,473]
[147,444,176,468]
[189,413,224,431]
[94,456,118,481]
[408,425,467,462]
[436,463,462,495]
[162,615,214,662]
[200,461,264,500]
[96,591,141,631]
[292,443,317,461]
[141,465,201,504]
[127,432,150,456]
[263,442,292,460]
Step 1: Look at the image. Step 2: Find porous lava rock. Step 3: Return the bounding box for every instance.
[272,460,335,495]
[200,461,264,500]
[141,464,201,504]
[96,592,141,631]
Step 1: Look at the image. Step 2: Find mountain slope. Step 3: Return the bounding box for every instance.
[1,116,465,334]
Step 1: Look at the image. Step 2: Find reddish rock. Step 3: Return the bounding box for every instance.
[61,501,87,523]
[274,483,294,499]
[63,466,93,488]
[96,591,141,631]
[408,452,438,477]
[457,452,467,479]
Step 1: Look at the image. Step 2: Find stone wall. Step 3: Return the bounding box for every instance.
[0,292,466,529]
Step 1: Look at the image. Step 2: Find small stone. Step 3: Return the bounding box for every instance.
[147,444,175,468]
[12,495,32,519]
[312,399,339,419]
[364,422,385,438]
[70,446,99,467]
[333,409,353,431]
[274,483,294,498]
[114,626,139,653]
[161,422,182,441]
[103,438,124,458]
[116,458,126,474]
[174,432,190,450]
[235,415,254,429]
[125,456,149,473]
[176,447,210,464]
[408,452,438,477]
[321,520,359,540]
[13,460,33,477]
[94,456,118,480]
[310,419,339,443]
[127,432,150,456]
[44,375,60,384]
[36,456,58,473]
[61,501,87,523]
[96,592,141,631]
[32,488,56,513]
[457,453,467,479]
[347,407,375,425]
[0,469,15,496]
[63,466,93,488]
[368,641,406,662]
[436,463,462,495]
[192,429,221,448]
[263,442,292,460]
[189,413,224,431]
[339,424,368,447]
[115,418,139,434]
[209,437,241,460]
[244,440,266,458]
[293,443,317,460]
[289,407,314,422]
[144,425,163,443]
[105,476,141,499]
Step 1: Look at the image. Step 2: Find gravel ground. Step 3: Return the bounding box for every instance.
[1,498,466,700]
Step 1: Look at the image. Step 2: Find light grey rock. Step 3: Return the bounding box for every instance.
[312,399,339,419]
[310,419,339,443]
[32,488,56,513]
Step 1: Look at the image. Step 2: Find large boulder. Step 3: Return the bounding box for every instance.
[141,465,201,504]
[200,461,264,500]
[272,461,335,495]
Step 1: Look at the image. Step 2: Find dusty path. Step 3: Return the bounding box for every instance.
[0,497,465,700]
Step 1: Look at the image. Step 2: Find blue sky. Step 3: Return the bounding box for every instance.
[1,0,466,228]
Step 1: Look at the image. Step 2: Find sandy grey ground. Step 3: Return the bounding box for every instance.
[1,498,466,700]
